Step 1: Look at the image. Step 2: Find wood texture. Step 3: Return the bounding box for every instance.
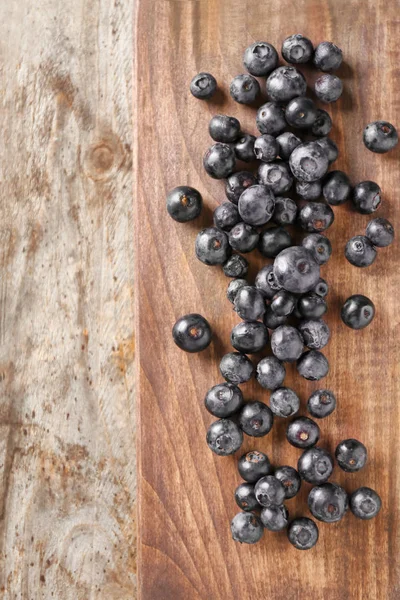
[135,1,400,598]
[0,1,136,598]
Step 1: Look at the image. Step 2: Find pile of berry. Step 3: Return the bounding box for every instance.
[168,35,396,550]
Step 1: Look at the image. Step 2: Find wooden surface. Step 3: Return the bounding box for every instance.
[0,1,136,598]
[135,1,400,599]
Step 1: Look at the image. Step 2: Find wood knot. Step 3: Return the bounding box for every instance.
[82,131,126,181]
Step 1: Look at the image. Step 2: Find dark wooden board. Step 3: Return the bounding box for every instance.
[134,1,400,598]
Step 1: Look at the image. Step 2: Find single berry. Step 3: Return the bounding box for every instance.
[230,74,260,104]
[209,114,241,143]
[363,120,398,154]
[298,447,334,484]
[345,235,377,268]
[264,306,288,329]
[298,319,330,350]
[266,66,307,103]
[223,254,248,278]
[273,246,320,294]
[302,233,332,265]
[285,97,318,129]
[229,222,259,253]
[298,202,334,233]
[256,102,286,136]
[234,134,256,162]
[258,161,294,195]
[239,401,274,437]
[298,293,327,319]
[220,352,254,384]
[287,517,319,550]
[287,417,320,449]
[270,387,300,418]
[311,109,333,137]
[308,483,348,523]
[352,181,381,214]
[366,217,394,247]
[341,294,375,330]
[255,475,285,507]
[235,483,259,512]
[313,41,343,72]
[311,278,329,297]
[271,325,304,362]
[315,74,343,103]
[323,170,351,205]
[261,504,289,531]
[296,180,322,201]
[255,264,282,299]
[203,143,236,179]
[335,439,367,472]
[307,389,336,418]
[257,356,286,390]
[213,202,241,232]
[231,511,264,544]
[282,34,313,64]
[259,227,293,258]
[167,186,202,222]
[350,487,381,520]
[297,350,329,380]
[274,466,301,499]
[231,321,269,354]
[190,72,217,99]
[315,137,338,164]
[234,286,266,321]
[227,278,248,304]
[289,142,329,182]
[238,184,275,226]
[238,450,272,483]
[206,418,243,456]
[276,131,302,160]
[195,227,231,265]
[272,197,298,225]
[172,313,212,352]
[270,290,296,316]
[243,41,279,76]
[204,383,244,418]
[225,171,257,205]
[254,134,279,162]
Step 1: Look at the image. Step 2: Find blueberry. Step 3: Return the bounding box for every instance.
[352,181,382,214]
[166,186,202,222]
[271,325,304,362]
[231,511,264,544]
[272,197,298,225]
[238,450,272,482]
[298,202,334,233]
[243,41,279,76]
[239,401,274,437]
[345,235,377,268]
[276,132,302,160]
[274,466,302,499]
[308,483,348,523]
[271,290,296,316]
[366,217,394,247]
[297,350,329,380]
[209,115,241,143]
[298,293,327,319]
[287,417,320,449]
[254,134,279,162]
[231,321,269,353]
[298,318,330,350]
[263,306,288,329]
[315,137,338,164]
[258,161,294,194]
[203,143,236,179]
[259,227,293,258]
[230,74,260,104]
[227,278,248,304]
[287,517,319,550]
[225,171,257,205]
[255,475,285,507]
[220,352,254,384]
[295,180,322,201]
[261,504,289,531]
[289,142,329,182]
[285,97,318,129]
[298,447,334,484]
[313,42,343,72]
[311,278,329,297]
[350,487,382,520]
[206,418,243,456]
[234,286,266,321]
[363,120,398,154]
[281,34,313,64]
[204,383,244,418]
[315,74,343,103]
[311,109,333,137]
[238,185,275,226]
[190,72,217,99]
[266,66,307,103]
[273,246,320,294]
[229,222,259,253]
[302,233,332,265]
[195,227,231,266]
[255,264,282,299]
[213,202,241,232]
[323,170,351,205]
[270,387,300,418]
[235,483,259,512]
[256,102,286,136]
[223,254,249,278]
[341,294,375,330]
[307,389,336,418]
[234,134,256,162]
[256,356,286,390]
[172,313,212,353]
[335,439,367,473]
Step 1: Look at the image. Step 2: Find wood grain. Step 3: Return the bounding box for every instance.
[0,1,136,598]
[135,1,400,598]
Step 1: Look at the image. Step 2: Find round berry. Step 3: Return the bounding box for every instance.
[229,222,259,253]
[223,254,248,278]
[231,512,264,544]
[238,401,274,437]
[220,352,254,384]
[190,72,217,99]
[206,418,243,456]
[288,518,319,550]
[308,483,348,523]
[230,74,260,104]
[243,41,279,76]
[273,246,320,294]
[315,74,343,103]
[276,132,302,160]
[287,416,320,449]
[234,286,266,321]
[296,180,322,201]
[311,109,333,137]
[341,294,375,330]
[270,387,300,418]
[238,450,272,483]
[313,41,343,72]
[255,475,285,507]
[363,120,398,154]
[235,483,259,512]
[289,142,329,182]
[209,114,241,143]
[366,217,394,247]
[231,321,269,354]
[172,313,212,353]
[297,350,329,380]
[256,356,286,390]
[166,186,202,222]
[298,447,334,484]
[307,389,336,418]
[254,134,279,162]
[302,234,332,265]
[345,235,377,268]
[271,325,304,362]
[274,466,302,499]
[203,143,236,179]
[271,290,296,317]
[261,504,289,531]
[259,227,293,258]
[225,171,257,205]
[238,185,275,226]
[298,202,334,233]
[298,294,327,319]
[352,181,381,214]
[266,66,307,103]
[256,102,286,136]
[227,278,248,304]
[311,278,329,298]
[255,264,282,299]
[264,307,288,329]
[272,197,298,226]
[323,170,351,205]
[204,383,244,418]
[335,439,367,473]
[213,202,240,232]
[350,487,381,520]
[285,97,318,129]
[258,161,294,195]
[234,134,256,162]
[195,227,231,265]
[298,319,330,350]
[281,34,313,64]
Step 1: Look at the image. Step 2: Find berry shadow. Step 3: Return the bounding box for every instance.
[208,87,229,108]
[337,61,354,80]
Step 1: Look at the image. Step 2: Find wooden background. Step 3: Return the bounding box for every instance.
[135,1,400,599]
